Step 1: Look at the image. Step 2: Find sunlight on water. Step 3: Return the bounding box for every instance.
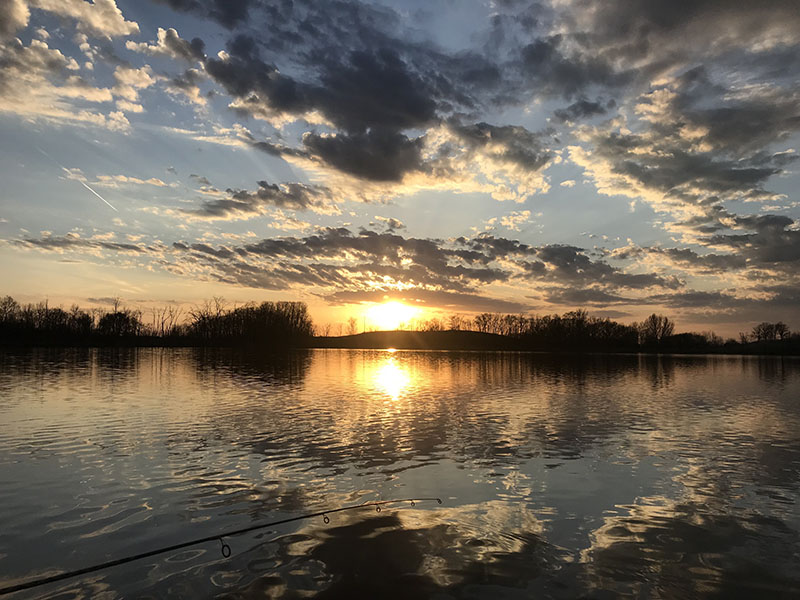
[0,349,799,598]
[371,356,412,400]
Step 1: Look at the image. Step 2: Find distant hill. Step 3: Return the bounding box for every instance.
[309,329,800,355]
[310,330,522,350]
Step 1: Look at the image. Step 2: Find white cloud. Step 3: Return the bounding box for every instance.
[112,65,156,112]
[29,0,138,38]
[499,210,532,231]
[125,27,201,62]
[95,175,170,187]
[0,0,29,37]
[0,38,125,130]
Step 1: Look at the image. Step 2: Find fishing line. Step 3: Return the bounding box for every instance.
[0,497,442,596]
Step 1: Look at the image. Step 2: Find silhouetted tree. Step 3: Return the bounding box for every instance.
[752,322,776,342]
[98,310,143,337]
[638,314,675,345]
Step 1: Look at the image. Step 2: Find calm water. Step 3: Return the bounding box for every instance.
[1,349,799,599]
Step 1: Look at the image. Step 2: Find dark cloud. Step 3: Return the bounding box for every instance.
[14,235,148,253]
[205,38,439,135]
[249,139,309,159]
[154,0,251,29]
[462,236,679,290]
[535,244,681,289]
[449,122,552,171]
[166,67,206,100]
[567,0,800,68]
[709,214,800,264]
[644,290,750,310]
[189,173,212,186]
[519,35,630,98]
[542,287,629,305]
[310,48,439,132]
[553,98,614,123]
[169,226,509,292]
[302,130,424,181]
[86,296,124,305]
[650,247,747,273]
[645,67,800,158]
[594,131,784,197]
[182,181,335,219]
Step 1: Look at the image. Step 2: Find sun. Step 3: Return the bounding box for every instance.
[365,301,418,331]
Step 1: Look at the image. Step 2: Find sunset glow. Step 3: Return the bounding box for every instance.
[365,301,419,332]
[1,0,799,336]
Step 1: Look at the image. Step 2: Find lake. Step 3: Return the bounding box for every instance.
[1,348,799,598]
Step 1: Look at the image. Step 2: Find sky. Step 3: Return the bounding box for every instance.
[1,0,799,336]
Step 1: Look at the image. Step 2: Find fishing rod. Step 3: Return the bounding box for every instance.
[0,497,442,596]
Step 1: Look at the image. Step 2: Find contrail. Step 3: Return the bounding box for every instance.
[77,180,118,211]
[35,146,118,212]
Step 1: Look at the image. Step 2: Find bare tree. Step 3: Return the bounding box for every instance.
[752,322,776,342]
[639,314,675,345]
[347,316,358,336]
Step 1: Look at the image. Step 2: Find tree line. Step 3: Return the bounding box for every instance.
[324,309,796,353]
[0,296,313,347]
[1,294,795,353]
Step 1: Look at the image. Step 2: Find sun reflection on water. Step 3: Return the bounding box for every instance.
[373,356,412,400]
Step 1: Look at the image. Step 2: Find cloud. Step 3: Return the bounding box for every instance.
[461,235,679,290]
[499,210,531,232]
[165,67,207,105]
[268,210,311,232]
[569,73,799,232]
[324,289,530,313]
[11,224,797,323]
[95,174,170,187]
[205,39,439,134]
[29,0,139,38]
[0,0,29,37]
[374,216,405,232]
[189,173,212,186]
[542,287,629,306]
[154,0,252,29]
[648,247,747,274]
[553,98,614,123]
[112,64,156,103]
[565,0,800,73]
[709,214,800,264]
[302,130,424,182]
[0,37,128,130]
[180,180,339,220]
[12,232,149,254]
[518,35,631,99]
[125,27,205,62]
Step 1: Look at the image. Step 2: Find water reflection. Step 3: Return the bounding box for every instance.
[0,350,799,598]
[371,355,412,400]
